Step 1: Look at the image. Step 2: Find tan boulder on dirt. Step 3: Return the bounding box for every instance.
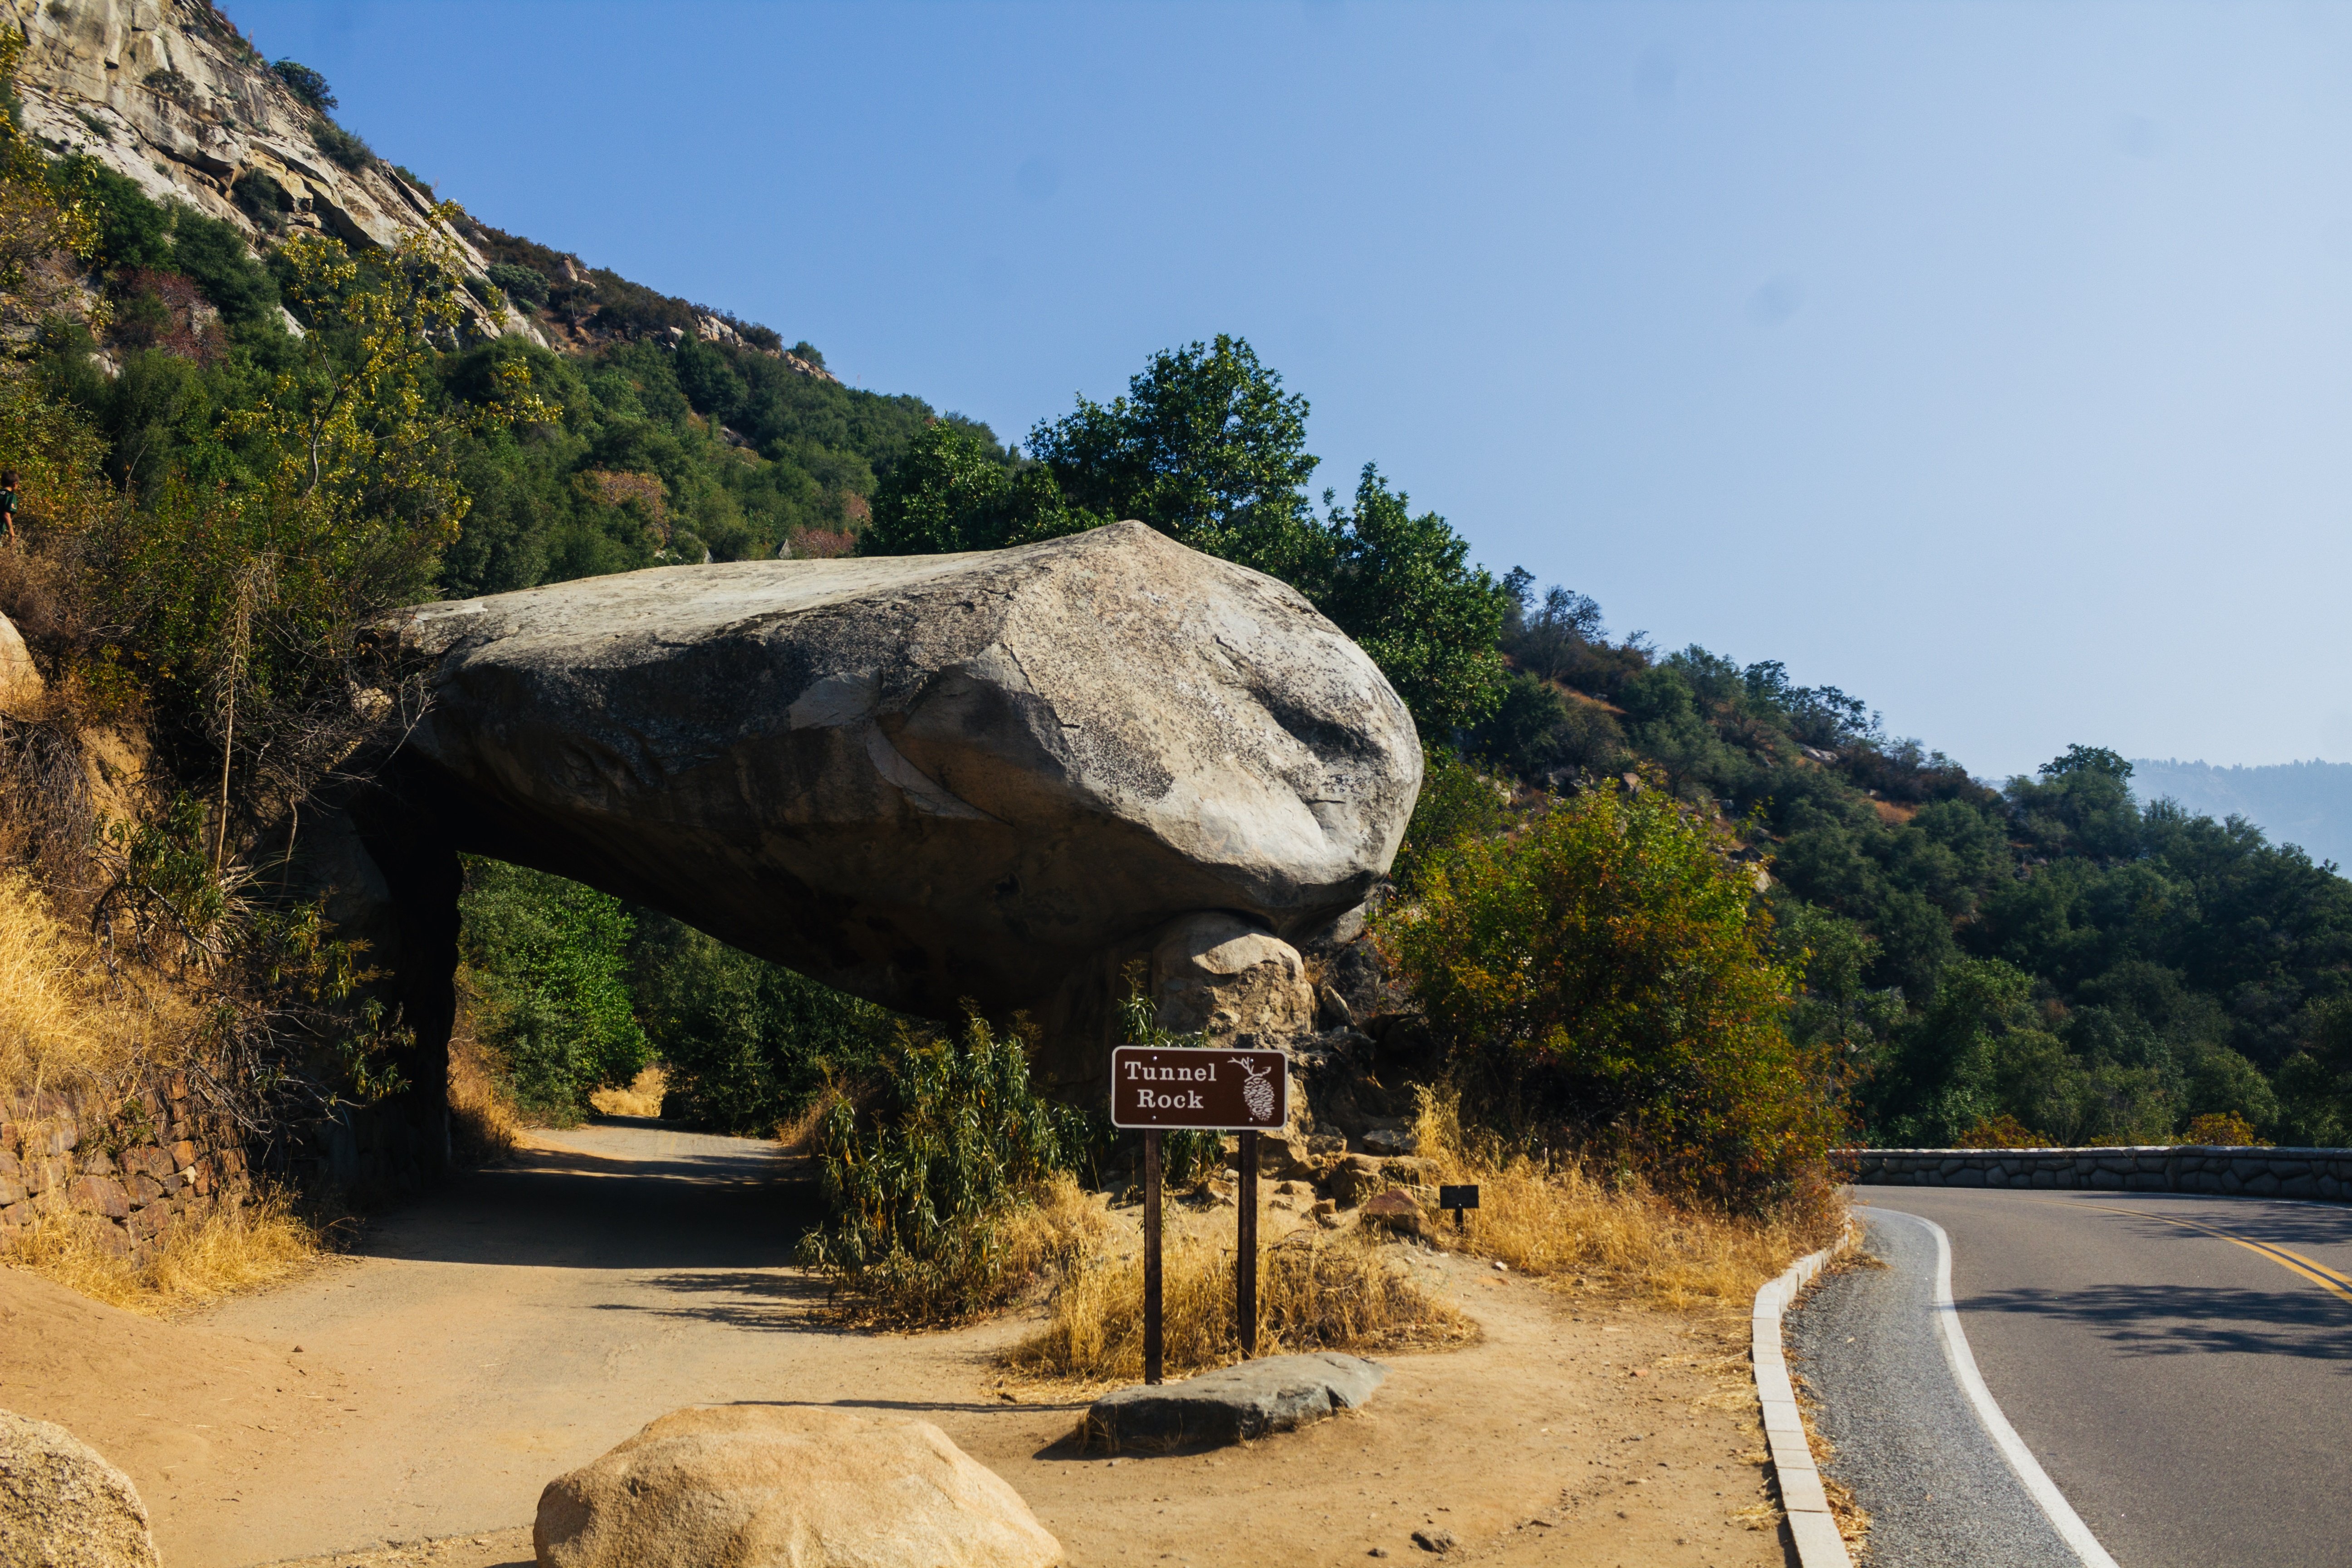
[0,612,41,718]
[0,1408,162,1568]
[533,1404,1063,1568]
[379,521,1420,1093]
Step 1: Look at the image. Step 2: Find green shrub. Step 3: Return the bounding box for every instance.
[628,911,895,1134]
[1377,781,1836,1204]
[2181,1110,2269,1147]
[862,419,1094,555]
[271,59,335,113]
[1955,1114,2049,1149]
[61,156,174,272]
[457,860,652,1121]
[796,1013,1102,1323]
[486,261,548,309]
[308,117,372,173]
[231,168,293,232]
[1390,745,1510,895]
[169,208,281,330]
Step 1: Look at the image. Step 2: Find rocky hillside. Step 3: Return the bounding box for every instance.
[6,0,536,338]
[8,0,842,375]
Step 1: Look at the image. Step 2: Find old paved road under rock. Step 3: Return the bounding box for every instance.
[1,1118,1791,1568]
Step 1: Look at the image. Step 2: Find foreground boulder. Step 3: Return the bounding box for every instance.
[375,522,1420,1093]
[0,612,40,718]
[534,1405,1063,1568]
[0,1408,161,1568]
[1086,1352,1388,1450]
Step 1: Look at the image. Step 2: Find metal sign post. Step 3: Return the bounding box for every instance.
[1143,1128,1164,1385]
[1112,1045,1289,1381]
[1236,1129,1259,1355]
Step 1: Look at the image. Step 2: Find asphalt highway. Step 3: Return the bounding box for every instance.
[1792,1190,2352,1568]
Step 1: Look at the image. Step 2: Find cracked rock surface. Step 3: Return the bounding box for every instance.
[379,522,1420,1092]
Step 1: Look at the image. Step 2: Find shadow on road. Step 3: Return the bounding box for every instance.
[2053,1191,2352,1250]
[344,1121,826,1273]
[1967,1281,2352,1362]
[589,1268,837,1328]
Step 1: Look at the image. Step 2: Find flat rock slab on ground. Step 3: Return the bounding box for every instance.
[1087,1353,1388,1450]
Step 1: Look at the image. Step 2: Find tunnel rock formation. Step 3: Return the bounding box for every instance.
[361,521,1421,1098]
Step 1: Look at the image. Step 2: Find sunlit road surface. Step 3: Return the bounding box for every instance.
[1833,1188,2352,1568]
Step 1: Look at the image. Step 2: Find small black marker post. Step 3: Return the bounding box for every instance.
[1440,1183,1481,1236]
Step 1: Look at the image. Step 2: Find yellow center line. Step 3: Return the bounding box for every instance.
[2058,1200,2352,1306]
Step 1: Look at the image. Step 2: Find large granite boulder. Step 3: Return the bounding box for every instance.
[533,1405,1063,1568]
[375,522,1420,1093]
[0,1408,162,1568]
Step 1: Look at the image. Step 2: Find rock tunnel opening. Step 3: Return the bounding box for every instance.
[305,525,1420,1191]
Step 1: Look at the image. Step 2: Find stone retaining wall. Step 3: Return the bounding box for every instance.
[1,1078,449,1262]
[270,1098,446,1202]
[1847,1145,2352,1201]
[0,1077,253,1259]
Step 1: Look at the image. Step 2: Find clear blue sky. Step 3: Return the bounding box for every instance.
[231,0,2352,782]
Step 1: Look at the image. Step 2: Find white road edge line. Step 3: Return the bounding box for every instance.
[1752,1229,1853,1568]
[1911,1211,2122,1568]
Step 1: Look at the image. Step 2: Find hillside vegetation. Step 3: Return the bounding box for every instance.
[1462,621,2352,1148]
[5,22,2349,1319]
[860,337,2352,1154]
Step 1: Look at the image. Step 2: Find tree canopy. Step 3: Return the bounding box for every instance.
[864,335,1509,734]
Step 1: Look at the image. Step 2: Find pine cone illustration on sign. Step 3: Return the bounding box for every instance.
[1234,1058,1277,1122]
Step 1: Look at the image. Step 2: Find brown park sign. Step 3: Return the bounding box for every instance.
[1110,1045,1289,1131]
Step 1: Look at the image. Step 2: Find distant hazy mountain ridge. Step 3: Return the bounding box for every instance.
[2131,759,2352,869]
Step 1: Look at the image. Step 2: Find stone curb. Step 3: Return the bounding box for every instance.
[1751,1228,1854,1568]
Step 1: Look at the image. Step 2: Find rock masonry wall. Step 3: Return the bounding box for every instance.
[1849,1146,2352,1201]
[0,1076,252,1259]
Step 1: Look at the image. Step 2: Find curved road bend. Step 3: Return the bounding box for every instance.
[1793,1191,2352,1568]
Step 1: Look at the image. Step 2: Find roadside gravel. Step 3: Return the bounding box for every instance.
[1786,1208,2084,1568]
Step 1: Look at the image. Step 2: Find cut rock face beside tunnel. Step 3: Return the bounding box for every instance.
[361,520,1421,1097]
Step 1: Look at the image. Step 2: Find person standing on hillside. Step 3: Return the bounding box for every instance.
[0,471,17,547]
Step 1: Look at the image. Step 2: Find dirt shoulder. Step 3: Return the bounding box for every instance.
[2,1123,1790,1567]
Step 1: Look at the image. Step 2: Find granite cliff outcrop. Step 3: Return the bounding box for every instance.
[5,0,538,341]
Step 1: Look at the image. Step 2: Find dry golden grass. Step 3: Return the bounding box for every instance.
[588,1063,668,1119]
[1407,1088,1843,1312]
[1004,1224,1474,1387]
[1000,1169,1113,1269]
[0,872,197,1101]
[446,1025,521,1167]
[808,1170,1112,1330]
[772,1090,838,1152]
[4,1189,326,1314]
